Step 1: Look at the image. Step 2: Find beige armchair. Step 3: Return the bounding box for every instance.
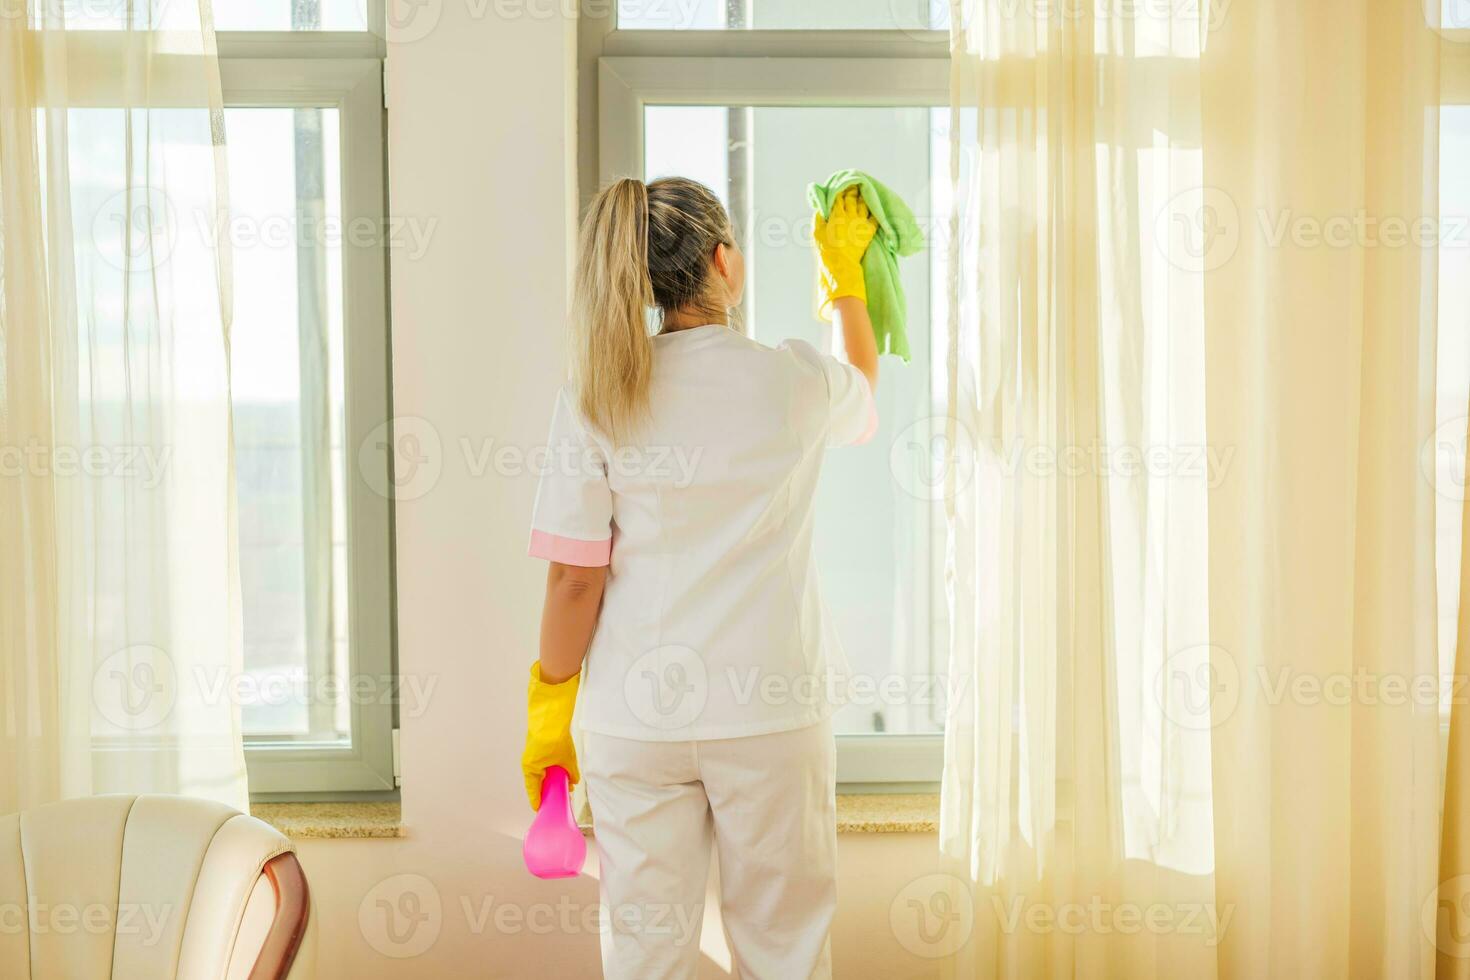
[0,794,315,980]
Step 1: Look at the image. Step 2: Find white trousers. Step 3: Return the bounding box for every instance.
[581,720,837,980]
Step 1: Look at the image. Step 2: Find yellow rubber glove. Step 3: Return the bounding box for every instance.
[522,663,581,810]
[813,187,878,314]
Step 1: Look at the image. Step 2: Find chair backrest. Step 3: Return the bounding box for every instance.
[0,794,314,980]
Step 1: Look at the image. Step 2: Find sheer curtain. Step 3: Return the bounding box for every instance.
[0,1,247,812]
[941,0,1446,975]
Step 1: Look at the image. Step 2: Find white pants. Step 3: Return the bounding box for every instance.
[581,721,837,980]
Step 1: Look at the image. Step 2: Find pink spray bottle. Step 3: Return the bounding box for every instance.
[523,765,586,879]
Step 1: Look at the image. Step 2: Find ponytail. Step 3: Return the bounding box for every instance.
[571,178,655,439]
[571,176,734,439]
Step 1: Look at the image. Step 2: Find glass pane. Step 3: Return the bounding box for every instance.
[1440,0,1470,28]
[645,104,954,735]
[226,107,351,742]
[620,0,947,30]
[212,0,369,31]
[33,0,370,30]
[1435,106,1470,731]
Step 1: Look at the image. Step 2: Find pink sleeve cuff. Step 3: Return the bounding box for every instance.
[528,530,612,567]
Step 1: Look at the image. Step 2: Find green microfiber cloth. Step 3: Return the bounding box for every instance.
[806,169,925,362]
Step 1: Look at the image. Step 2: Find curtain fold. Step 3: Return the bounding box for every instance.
[0,0,246,812]
[942,0,1448,975]
[1438,67,1470,974]
[1440,426,1470,976]
[1200,0,1444,973]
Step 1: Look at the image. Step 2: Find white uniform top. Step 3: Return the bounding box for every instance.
[528,323,877,741]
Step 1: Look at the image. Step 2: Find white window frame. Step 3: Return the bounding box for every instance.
[55,17,395,798]
[1439,28,1470,760]
[582,17,949,787]
[216,30,397,799]
[585,21,1470,789]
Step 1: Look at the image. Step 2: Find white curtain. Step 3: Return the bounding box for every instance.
[941,0,1447,975]
[0,0,247,812]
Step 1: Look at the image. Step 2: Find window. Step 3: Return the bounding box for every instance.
[583,8,951,783]
[618,0,949,31]
[220,13,394,797]
[49,6,393,797]
[1434,40,1470,753]
[212,0,372,31]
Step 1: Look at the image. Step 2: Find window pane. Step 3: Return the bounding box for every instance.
[226,107,351,742]
[33,0,369,30]
[212,0,369,31]
[1435,106,1470,731]
[645,104,952,735]
[1440,0,1470,28]
[620,0,947,30]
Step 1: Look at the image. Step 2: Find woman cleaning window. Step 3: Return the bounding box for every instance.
[522,176,879,979]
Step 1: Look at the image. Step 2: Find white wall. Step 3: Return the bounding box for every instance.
[287,6,948,977]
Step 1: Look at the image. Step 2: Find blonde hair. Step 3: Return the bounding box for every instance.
[570,176,734,438]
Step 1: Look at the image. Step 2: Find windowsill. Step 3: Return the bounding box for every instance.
[835,793,938,833]
[574,792,937,836]
[252,793,939,841]
[252,801,404,840]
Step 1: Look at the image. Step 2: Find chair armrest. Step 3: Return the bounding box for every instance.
[247,852,312,980]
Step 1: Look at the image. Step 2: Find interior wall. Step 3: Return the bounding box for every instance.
[294,832,945,978]
[284,5,947,977]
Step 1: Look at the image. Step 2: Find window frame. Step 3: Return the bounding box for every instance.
[217,34,397,800]
[1439,28,1470,760]
[586,20,1470,787]
[583,18,949,786]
